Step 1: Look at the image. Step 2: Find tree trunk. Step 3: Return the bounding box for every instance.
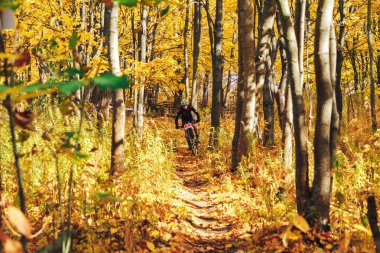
[231,37,245,171]
[256,0,276,92]
[137,4,148,132]
[311,0,334,231]
[191,0,202,109]
[276,0,310,215]
[237,0,258,163]
[336,0,345,119]
[282,82,293,168]
[109,2,125,175]
[255,0,276,147]
[132,9,138,127]
[202,73,209,108]
[349,49,359,91]
[377,56,380,84]
[276,15,293,168]
[183,0,190,99]
[263,32,276,146]
[209,0,223,147]
[97,4,111,126]
[205,0,214,62]
[294,0,307,85]
[222,23,237,114]
[330,23,339,164]
[367,0,377,132]
[367,196,380,253]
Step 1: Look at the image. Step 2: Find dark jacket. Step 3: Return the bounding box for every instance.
[175,105,200,126]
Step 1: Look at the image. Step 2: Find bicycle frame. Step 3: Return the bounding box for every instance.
[182,122,198,156]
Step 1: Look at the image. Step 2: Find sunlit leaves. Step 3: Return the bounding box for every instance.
[288,213,310,233]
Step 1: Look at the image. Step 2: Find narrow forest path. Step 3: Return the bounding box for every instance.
[156,145,256,252]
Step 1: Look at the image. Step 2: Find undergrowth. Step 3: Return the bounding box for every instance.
[0,99,379,252]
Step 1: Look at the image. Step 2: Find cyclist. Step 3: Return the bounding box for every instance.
[175,98,200,146]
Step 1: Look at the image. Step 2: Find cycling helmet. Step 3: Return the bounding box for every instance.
[181,98,188,106]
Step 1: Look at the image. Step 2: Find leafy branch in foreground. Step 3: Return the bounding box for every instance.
[0,71,131,100]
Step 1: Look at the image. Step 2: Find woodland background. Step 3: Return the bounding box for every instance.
[0,0,380,252]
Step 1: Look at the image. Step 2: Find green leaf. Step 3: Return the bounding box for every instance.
[0,1,20,11]
[65,132,75,139]
[160,6,170,17]
[61,68,84,78]
[58,80,84,95]
[0,85,9,94]
[74,151,91,159]
[117,0,138,7]
[21,83,43,93]
[69,32,79,50]
[93,73,130,90]
[96,192,111,199]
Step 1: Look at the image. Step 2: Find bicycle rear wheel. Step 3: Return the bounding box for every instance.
[188,129,198,156]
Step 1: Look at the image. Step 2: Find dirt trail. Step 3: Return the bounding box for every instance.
[159,146,255,252]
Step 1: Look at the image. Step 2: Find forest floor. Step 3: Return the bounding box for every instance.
[156,145,255,252]
[0,110,378,253]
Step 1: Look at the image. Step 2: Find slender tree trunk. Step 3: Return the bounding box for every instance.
[191,0,202,109]
[295,0,306,85]
[330,23,339,163]
[205,0,214,62]
[256,0,276,146]
[277,15,292,168]
[210,0,223,147]
[377,56,380,84]
[231,37,245,171]
[283,82,293,168]
[276,0,310,215]
[277,15,287,130]
[109,2,125,175]
[263,32,276,146]
[367,0,377,132]
[349,49,359,91]
[137,4,148,132]
[256,0,276,91]
[0,31,28,252]
[237,0,257,163]
[223,23,237,114]
[183,0,190,99]
[367,196,380,253]
[98,4,111,126]
[336,0,345,119]
[202,73,209,107]
[312,0,334,231]
[131,10,138,127]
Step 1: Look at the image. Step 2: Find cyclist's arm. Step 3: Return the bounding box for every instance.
[191,107,200,122]
[175,110,182,126]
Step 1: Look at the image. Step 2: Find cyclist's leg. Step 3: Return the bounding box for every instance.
[184,130,191,149]
[192,123,199,137]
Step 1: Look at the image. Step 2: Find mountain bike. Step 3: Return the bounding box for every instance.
[181,121,198,156]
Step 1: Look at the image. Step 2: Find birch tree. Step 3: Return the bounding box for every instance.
[109,2,125,175]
